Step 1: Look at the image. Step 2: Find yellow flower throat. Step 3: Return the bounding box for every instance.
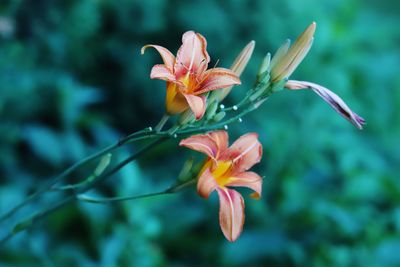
[211,160,234,187]
[180,72,196,94]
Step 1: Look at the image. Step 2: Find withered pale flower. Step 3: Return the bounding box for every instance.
[142,31,241,120]
[285,80,365,129]
[180,130,263,242]
[270,22,316,82]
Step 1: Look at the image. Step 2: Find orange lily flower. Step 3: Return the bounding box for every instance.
[180,130,263,242]
[142,31,241,120]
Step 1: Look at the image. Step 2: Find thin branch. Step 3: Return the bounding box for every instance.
[77,191,170,204]
[76,178,197,205]
[0,195,74,246]
[0,137,168,245]
[0,128,153,223]
[0,78,279,244]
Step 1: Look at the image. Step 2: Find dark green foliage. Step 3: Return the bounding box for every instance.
[0,0,399,266]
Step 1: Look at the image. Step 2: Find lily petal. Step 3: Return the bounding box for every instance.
[217,187,245,242]
[227,133,262,173]
[166,83,189,115]
[197,167,218,198]
[195,68,241,95]
[141,45,175,71]
[179,133,219,159]
[285,80,365,129]
[183,93,206,120]
[150,64,176,82]
[175,31,210,78]
[208,130,229,156]
[227,171,263,199]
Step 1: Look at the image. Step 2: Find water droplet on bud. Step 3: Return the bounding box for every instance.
[233,105,238,111]
[224,125,228,130]
[173,134,178,138]
[148,127,153,131]
[219,104,225,109]
[238,118,243,123]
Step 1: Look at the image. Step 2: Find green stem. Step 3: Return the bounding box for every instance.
[79,137,168,193]
[0,128,153,223]
[0,195,74,246]
[0,83,275,244]
[221,94,250,111]
[3,90,264,219]
[77,191,169,204]
[179,102,258,135]
[155,114,170,132]
[0,137,168,245]
[53,128,179,192]
[166,179,197,193]
[77,178,197,205]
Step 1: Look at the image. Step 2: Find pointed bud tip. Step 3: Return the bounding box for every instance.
[140,45,147,55]
[245,40,256,52]
[243,40,255,54]
[306,22,317,36]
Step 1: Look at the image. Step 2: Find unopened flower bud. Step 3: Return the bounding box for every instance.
[271,22,316,82]
[94,154,112,176]
[215,41,255,101]
[178,109,195,125]
[177,157,194,182]
[205,100,219,120]
[270,39,290,71]
[257,53,271,80]
[213,111,226,122]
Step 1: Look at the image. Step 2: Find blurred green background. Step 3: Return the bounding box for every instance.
[1,0,399,266]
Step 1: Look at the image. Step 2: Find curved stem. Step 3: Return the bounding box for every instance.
[53,128,180,192]
[0,81,276,244]
[1,90,266,222]
[221,94,250,111]
[166,179,197,193]
[79,137,169,193]
[77,191,169,204]
[0,137,169,245]
[0,128,153,223]
[178,102,259,135]
[0,143,114,223]
[0,195,74,246]
[76,178,197,205]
